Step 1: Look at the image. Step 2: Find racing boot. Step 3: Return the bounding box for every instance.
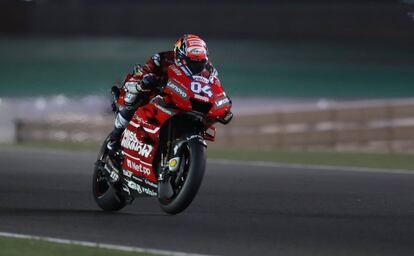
[107,112,129,155]
[107,127,123,155]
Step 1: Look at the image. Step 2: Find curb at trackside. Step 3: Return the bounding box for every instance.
[208,159,414,175]
[0,231,214,256]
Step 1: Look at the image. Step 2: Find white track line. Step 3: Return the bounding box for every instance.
[0,232,213,256]
[209,159,414,175]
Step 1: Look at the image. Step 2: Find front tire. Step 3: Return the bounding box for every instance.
[159,140,206,214]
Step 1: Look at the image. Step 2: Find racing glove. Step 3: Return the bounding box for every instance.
[141,74,158,90]
[124,74,158,94]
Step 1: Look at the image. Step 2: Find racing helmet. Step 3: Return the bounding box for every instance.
[174,34,208,75]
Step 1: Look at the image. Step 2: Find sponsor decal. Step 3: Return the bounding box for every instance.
[193,94,210,102]
[192,76,210,84]
[126,159,151,176]
[121,130,153,157]
[215,97,230,108]
[169,157,180,172]
[167,81,187,99]
[127,180,157,196]
[188,47,206,55]
[169,159,178,168]
[104,158,120,182]
[110,171,119,182]
[127,180,142,193]
[187,39,204,46]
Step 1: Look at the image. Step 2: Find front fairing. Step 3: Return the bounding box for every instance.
[163,64,232,121]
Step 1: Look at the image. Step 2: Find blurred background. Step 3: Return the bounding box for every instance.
[1,0,414,153]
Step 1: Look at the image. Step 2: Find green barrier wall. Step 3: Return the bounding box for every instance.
[0,38,413,98]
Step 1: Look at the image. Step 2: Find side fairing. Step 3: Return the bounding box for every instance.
[121,96,178,183]
[163,65,193,112]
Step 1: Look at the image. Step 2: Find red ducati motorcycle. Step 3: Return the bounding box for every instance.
[93,64,233,214]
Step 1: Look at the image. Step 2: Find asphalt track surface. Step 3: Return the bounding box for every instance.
[1,148,414,256]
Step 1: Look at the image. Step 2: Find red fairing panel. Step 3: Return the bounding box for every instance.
[120,97,178,183]
[164,64,231,121]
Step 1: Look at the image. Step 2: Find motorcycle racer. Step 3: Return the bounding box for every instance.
[107,34,221,154]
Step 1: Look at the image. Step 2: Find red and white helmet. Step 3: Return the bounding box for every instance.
[174,34,208,75]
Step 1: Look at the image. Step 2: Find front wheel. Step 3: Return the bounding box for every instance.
[158,140,207,214]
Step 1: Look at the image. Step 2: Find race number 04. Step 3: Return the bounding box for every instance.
[190,82,213,97]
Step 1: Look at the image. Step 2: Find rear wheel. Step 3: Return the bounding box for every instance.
[158,140,206,214]
[92,136,126,211]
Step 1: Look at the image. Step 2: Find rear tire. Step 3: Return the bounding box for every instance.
[159,140,206,214]
[92,136,126,211]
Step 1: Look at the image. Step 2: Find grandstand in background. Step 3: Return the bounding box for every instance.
[1,0,414,43]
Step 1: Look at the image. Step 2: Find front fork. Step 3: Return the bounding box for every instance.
[157,134,207,200]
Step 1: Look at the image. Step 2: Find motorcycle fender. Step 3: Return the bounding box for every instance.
[186,135,207,147]
[172,135,206,157]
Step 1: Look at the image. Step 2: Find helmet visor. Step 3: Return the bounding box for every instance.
[185,58,207,75]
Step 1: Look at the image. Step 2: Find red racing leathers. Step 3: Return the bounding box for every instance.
[123,50,217,96]
[108,50,219,151]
